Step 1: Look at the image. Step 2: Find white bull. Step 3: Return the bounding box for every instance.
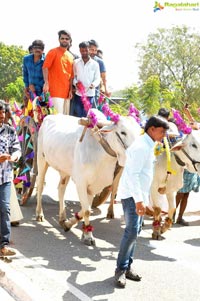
[150,130,200,239]
[36,109,141,245]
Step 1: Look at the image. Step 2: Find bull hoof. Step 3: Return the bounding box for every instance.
[152,232,162,240]
[36,215,44,222]
[106,211,114,219]
[81,234,96,246]
[62,220,72,232]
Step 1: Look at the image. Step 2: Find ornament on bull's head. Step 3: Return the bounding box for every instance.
[172,108,192,134]
[87,109,98,128]
[128,103,141,124]
[102,103,120,123]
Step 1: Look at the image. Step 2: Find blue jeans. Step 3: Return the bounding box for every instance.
[116,197,143,272]
[0,182,11,249]
[71,94,95,117]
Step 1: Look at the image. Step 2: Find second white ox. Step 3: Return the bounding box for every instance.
[36,109,141,245]
[150,129,200,239]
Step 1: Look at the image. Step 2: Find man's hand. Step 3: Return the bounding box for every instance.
[43,82,49,93]
[0,153,11,163]
[29,84,35,93]
[136,201,145,216]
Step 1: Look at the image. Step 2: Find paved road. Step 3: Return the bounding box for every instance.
[1,168,200,301]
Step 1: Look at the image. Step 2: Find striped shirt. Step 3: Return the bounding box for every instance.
[0,124,21,184]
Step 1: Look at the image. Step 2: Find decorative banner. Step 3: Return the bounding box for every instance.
[25,116,31,124]
[13,178,21,184]
[17,175,28,181]
[20,166,31,174]
[15,182,23,189]
[24,182,31,187]
[27,100,33,111]
[13,169,18,175]
[24,108,28,116]
[26,151,34,160]
[18,134,24,141]
[31,127,35,134]
[27,141,33,149]
[25,133,30,140]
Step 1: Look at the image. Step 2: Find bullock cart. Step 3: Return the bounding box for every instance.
[13,94,54,205]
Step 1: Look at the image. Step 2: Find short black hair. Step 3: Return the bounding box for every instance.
[58,30,72,41]
[144,115,169,132]
[79,41,89,48]
[28,45,33,53]
[97,49,103,55]
[88,39,99,48]
[32,40,45,50]
[158,108,170,119]
[0,100,6,111]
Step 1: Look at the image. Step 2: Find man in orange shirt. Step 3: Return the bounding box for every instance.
[43,30,74,114]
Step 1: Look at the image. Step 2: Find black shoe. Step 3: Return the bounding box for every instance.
[176,218,189,226]
[115,270,126,288]
[125,269,142,281]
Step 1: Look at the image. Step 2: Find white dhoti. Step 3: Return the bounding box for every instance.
[52,97,70,115]
[10,182,23,222]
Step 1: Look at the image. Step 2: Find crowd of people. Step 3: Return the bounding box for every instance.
[22,29,110,117]
[0,29,200,291]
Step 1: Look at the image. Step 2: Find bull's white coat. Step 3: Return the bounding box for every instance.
[36,109,141,244]
[150,130,200,237]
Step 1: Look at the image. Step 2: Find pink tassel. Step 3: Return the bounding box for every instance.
[128,103,141,124]
[102,103,120,123]
[172,109,192,134]
[77,81,92,112]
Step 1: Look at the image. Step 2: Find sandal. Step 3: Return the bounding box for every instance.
[0,246,16,256]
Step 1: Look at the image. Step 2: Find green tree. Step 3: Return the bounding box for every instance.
[0,42,27,101]
[136,25,200,117]
[5,76,24,103]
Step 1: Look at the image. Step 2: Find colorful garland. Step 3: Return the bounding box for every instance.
[172,109,192,134]
[77,81,92,112]
[163,137,176,175]
[128,103,141,124]
[87,110,98,128]
[102,103,120,123]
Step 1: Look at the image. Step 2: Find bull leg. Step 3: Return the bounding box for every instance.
[36,158,49,222]
[161,192,175,233]
[81,201,95,246]
[152,206,162,240]
[80,194,95,246]
[58,174,70,228]
[63,209,84,231]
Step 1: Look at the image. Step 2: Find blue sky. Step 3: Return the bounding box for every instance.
[0,0,200,90]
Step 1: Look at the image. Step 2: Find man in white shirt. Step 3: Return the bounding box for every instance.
[115,115,169,288]
[71,41,100,117]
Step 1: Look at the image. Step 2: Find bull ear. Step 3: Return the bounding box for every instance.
[99,123,115,133]
[170,140,184,152]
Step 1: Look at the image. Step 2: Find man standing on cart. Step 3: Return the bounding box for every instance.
[42,30,74,115]
[23,39,45,102]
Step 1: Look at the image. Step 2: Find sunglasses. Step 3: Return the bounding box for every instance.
[32,46,44,50]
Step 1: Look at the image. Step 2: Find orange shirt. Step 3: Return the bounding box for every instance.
[43,47,74,98]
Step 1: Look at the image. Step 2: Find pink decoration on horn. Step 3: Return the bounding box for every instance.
[102,103,120,123]
[128,103,141,124]
[172,109,192,134]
